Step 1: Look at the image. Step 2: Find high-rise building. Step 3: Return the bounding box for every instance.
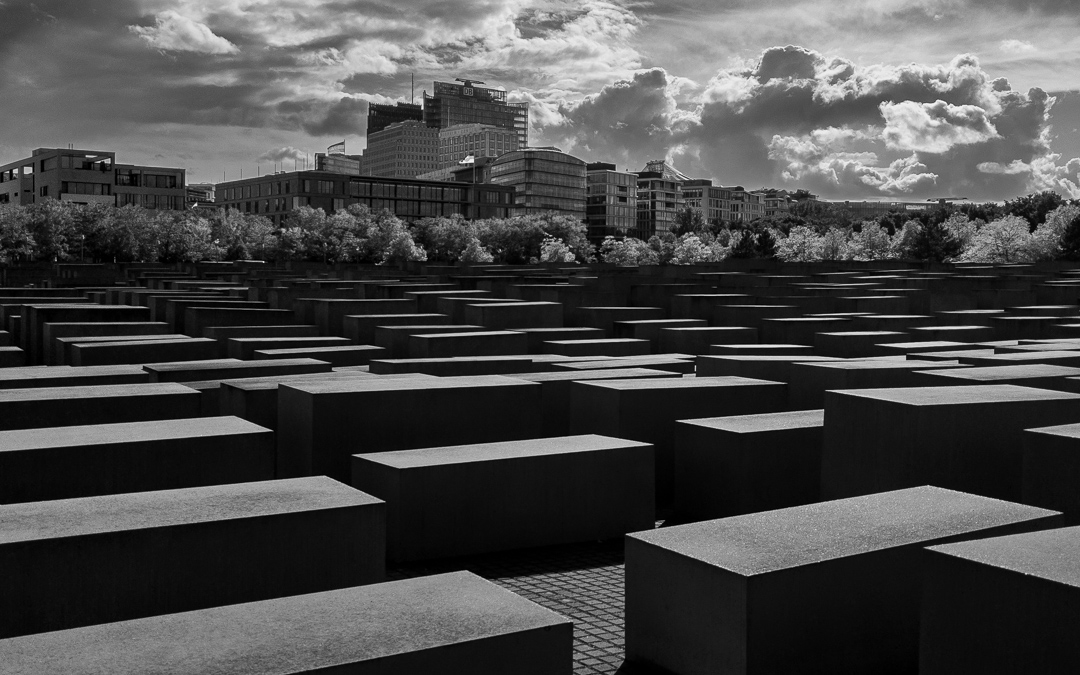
[424,80,529,149]
[367,102,424,136]
[0,148,186,210]
[585,162,637,244]
[488,147,586,220]
[215,170,515,226]
[438,123,519,168]
[363,121,439,179]
[635,160,685,238]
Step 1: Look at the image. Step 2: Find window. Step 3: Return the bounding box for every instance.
[39,186,48,197]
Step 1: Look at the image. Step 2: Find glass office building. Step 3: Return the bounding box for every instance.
[488,148,586,220]
[215,171,515,226]
[424,80,529,149]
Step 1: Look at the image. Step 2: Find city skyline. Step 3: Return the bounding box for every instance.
[2,1,1079,201]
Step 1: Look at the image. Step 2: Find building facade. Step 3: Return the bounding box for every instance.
[635,161,686,238]
[187,183,215,208]
[315,153,365,176]
[488,148,586,220]
[362,121,439,179]
[0,148,186,210]
[424,80,529,149]
[437,123,519,168]
[585,162,637,244]
[367,102,424,136]
[215,170,515,226]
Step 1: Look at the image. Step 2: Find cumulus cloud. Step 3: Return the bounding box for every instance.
[258,147,307,164]
[881,100,999,153]
[129,10,239,55]
[545,44,1080,199]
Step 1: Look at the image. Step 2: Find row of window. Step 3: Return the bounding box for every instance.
[116,193,185,209]
[62,182,111,195]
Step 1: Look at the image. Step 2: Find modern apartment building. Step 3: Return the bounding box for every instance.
[488,148,586,220]
[424,80,529,149]
[585,162,637,244]
[635,160,686,238]
[363,121,439,178]
[214,170,515,225]
[0,148,186,210]
[438,123,519,168]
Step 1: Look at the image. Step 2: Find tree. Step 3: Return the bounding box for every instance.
[458,236,495,264]
[1029,203,1080,261]
[956,216,1034,263]
[209,209,275,261]
[0,206,33,264]
[671,207,706,236]
[819,227,852,260]
[670,233,712,264]
[156,210,219,263]
[1057,210,1080,261]
[774,226,824,262]
[1005,191,1064,229]
[538,236,576,263]
[599,236,659,265]
[909,219,961,262]
[847,222,893,260]
[23,200,77,261]
[889,220,922,259]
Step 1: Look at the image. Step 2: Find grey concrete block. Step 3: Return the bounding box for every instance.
[0,477,385,638]
[352,434,655,561]
[626,486,1060,675]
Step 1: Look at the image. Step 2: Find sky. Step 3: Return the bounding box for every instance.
[2,0,1080,201]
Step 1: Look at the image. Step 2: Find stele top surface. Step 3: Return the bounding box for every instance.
[918,364,1080,381]
[928,525,1080,589]
[355,433,652,468]
[0,571,569,674]
[285,374,537,394]
[146,358,326,372]
[0,365,146,380]
[970,351,1080,362]
[802,359,960,371]
[513,368,676,382]
[0,382,194,402]
[0,416,267,452]
[411,331,523,338]
[679,409,825,433]
[701,355,841,363]
[255,346,380,355]
[837,384,1080,406]
[631,486,1058,576]
[222,373,373,392]
[580,376,779,391]
[1024,421,1080,439]
[0,477,381,544]
[878,341,969,349]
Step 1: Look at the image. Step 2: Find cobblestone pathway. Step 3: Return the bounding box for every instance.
[390,539,628,674]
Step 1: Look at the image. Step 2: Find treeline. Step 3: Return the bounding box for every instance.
[600,190,1080,265]
[3,191,1079,267]
[0,201,592,266]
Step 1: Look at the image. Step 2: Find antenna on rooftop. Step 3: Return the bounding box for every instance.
[411,73,415,104]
